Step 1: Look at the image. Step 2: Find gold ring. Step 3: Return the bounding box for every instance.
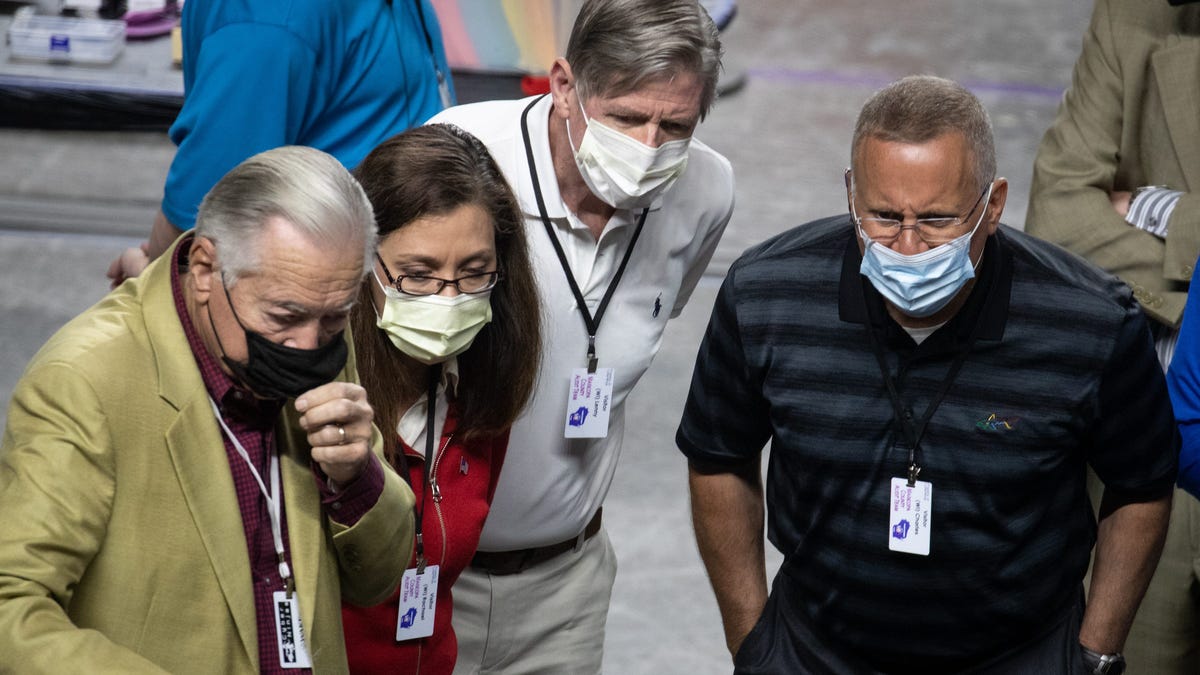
[337,424,346,445]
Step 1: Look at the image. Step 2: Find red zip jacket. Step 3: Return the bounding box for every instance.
[342,407,507,674]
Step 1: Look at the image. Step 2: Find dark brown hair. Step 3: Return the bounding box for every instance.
[350,124,542,467]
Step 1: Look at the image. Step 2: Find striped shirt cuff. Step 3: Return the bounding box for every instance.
[1127,187,1184,239]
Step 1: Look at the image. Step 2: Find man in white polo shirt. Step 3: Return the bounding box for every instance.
[429,0,733,672]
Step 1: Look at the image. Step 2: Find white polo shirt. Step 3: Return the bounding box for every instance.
[429,95,734,550]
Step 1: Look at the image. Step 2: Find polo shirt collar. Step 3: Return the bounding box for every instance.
[838,222,1012,347]
[516,94,665,230]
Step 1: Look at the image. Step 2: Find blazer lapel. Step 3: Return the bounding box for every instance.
[1152,39,1200,191]
[141,240,258,666]
[165,403,258,664]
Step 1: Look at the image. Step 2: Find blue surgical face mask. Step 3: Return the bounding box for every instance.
[858,185,992,318]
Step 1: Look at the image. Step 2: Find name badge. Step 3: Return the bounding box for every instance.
[563,368,614,438]
[272,591,313,669]
[395,565,439,641]
[888,478,932,556]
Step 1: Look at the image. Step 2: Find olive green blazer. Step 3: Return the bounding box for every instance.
[0,239,414,673]
[1027,0,1200,327]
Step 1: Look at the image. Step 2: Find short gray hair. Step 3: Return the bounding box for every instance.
[566,0,723,118]
[851,75,996,191]
[195,145,377,285]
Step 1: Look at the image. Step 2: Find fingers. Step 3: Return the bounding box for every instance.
[106,246,152,289]
[296,382,375,486]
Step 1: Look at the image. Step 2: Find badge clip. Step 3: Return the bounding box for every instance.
[586,335,598,373]
[907,463,922,488]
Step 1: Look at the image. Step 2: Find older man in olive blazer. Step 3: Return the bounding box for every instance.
[0,147,414,674]
[1027,1,1200,672]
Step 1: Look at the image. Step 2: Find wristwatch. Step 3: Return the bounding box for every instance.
[1080,645,1125,675]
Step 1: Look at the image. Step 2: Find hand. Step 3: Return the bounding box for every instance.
[295,382,375,487]
[1109,190,1132,219]
[106,241,151,289]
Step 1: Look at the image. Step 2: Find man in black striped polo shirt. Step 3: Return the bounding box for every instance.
[678,76,1178,674]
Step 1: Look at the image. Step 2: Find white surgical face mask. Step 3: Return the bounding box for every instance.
[373,270,493,364]
[567,97,691,209]
[858,184,993,318]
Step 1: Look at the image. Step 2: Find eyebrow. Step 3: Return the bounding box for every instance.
[606,104,697,128]
[270,299,356,317]
[389,250,496,270]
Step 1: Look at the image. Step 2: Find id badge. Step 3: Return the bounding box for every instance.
[563,368,614,438]
[272,591,313,669]
[887,478,932,556]
[395,565,439,641]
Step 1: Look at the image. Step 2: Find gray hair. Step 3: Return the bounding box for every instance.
[195,145,377,285]
[566,0,723,118]
[851,75,996,191]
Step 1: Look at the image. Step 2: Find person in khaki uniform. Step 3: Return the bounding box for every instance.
[0,146,414,674]
[1027,0,1200,671]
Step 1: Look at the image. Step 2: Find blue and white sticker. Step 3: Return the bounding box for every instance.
[563,368,614,438]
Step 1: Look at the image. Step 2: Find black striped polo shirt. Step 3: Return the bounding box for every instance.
[676,216,1177,670]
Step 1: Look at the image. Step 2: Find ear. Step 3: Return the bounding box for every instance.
[187,235,218,307]
[843,168,855,215]
[983,178,1009,236]
[548,58,576,121]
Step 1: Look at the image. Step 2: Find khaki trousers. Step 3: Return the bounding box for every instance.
[451,528,618,675]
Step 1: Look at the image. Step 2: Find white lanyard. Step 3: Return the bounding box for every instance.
[209,397,293,594]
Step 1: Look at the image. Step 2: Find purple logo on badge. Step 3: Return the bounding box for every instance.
[400,607,417,628]
[892,519,911,540]
[50,35,70,52]
[568,406,589,427]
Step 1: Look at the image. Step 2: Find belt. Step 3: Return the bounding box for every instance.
[470,508,602,576]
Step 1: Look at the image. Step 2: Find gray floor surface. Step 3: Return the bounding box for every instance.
[0,0,1094,672]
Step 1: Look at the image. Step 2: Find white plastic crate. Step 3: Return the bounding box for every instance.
[7,7,126,64]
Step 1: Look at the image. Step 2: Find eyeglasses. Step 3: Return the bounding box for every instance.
[850,183,991,245]
[376,253,500,296]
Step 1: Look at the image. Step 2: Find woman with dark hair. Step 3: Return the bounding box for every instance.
[341,124,541,674]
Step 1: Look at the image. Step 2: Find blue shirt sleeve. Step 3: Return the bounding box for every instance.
[162,22,321,230]
[1168,255,1200,498]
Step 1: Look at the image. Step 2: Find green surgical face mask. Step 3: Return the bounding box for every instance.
[373,270,492,364]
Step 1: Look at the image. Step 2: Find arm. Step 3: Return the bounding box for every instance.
[0,363,167,673]
[1084,281,1180,650]
[689,457,767,657]
[675,265,773,658]
[1080,491,1171,652]
[1025,0,1188,325]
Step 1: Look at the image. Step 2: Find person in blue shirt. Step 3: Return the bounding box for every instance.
[108,0,453,286]
[1168,253,1200,499]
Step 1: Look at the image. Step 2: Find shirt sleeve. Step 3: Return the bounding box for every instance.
[675,264,771,468]
[1126,187,1184,239]
[1168,255,1200,498]
[1089,294,1179,499]
[672,155,735,318]
[314,453,385,527]
[162,22,321,230]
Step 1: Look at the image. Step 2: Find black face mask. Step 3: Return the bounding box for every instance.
[209,277,349,400]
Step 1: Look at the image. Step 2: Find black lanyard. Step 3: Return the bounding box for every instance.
[520,95,649,373]
[861,277,984,487]
[394,361,442,572]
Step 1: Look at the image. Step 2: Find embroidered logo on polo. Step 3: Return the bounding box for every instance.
[976,413,1019,431]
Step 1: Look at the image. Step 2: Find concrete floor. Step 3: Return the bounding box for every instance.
[0,0,1095,672]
